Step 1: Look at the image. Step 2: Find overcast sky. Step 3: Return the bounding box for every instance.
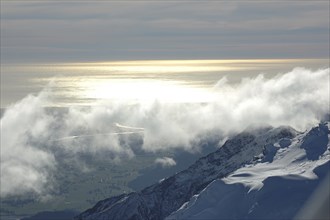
[1,1,329,63]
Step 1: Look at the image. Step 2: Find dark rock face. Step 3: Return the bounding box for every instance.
[75,126,298,220]
[301,123,329,160]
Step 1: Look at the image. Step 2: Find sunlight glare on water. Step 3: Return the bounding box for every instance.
[80,79,215,103]
[1,59,328,107]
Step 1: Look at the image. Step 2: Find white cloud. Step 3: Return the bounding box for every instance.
[0,67,328,198]
[155,157,177,168]
[0,92,56,198]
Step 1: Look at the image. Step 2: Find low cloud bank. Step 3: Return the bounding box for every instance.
[1,67,329,198]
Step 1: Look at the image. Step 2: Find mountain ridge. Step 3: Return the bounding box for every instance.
[75,125,303,220]
[167,122,329,219]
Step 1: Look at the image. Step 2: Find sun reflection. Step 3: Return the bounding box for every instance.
[62,61,243,73]
[15,59,329,107]
[80,79,215,103]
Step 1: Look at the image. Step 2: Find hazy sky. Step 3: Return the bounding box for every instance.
[1,1,329,63]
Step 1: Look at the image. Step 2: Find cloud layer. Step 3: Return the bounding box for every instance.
[1,67,329,198]
[2,1,329,62]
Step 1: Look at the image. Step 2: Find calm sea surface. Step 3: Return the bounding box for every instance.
[1,59,328,107]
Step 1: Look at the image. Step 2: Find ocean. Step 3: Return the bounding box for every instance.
[1,59,328,107]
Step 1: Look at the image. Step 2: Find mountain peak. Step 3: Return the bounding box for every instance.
[75,123,329,220]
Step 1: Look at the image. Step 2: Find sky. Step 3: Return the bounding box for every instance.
[1,0,329,63]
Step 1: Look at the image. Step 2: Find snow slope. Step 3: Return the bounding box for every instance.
[167,123,330,220]
[75,122,329,220]
[75,125,300,220]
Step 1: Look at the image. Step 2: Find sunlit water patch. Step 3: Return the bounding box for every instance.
[1,59,328,107]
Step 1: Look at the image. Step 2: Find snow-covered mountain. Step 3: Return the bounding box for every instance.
[75,123,329,220]
[167,123,330,220]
